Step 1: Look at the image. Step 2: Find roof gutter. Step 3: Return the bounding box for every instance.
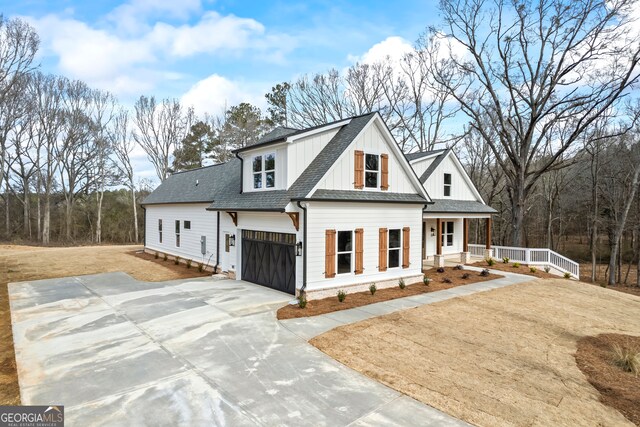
[291,197,432,205]
[205,206,286,212]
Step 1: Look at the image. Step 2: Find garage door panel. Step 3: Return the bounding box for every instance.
[241,230,296,295]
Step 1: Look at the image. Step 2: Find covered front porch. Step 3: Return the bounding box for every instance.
[422,214,493,268]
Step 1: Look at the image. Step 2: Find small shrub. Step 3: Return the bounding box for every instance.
[163,253,168,261]
[186,259,192,269]
[154,252,159,259]
[436,267,445,273]
[480,268,490,277]
[461,273,470,279]
[502,257,510,263]
[564,272,571,279]
[337,290,346,302]
[544,266,551,273]
[454,264,464,270]
[529,266,537,273]
[423,276,431,286]
[443,278,452,284]
[198,263,204,272]
[398,278,406,289]
[298,296,307,309]
[369,284,377,295]
[611,344,640,376]
[174,256,180,265]
[486,258,495,266]
[512,262,520,268]
[600,283,607,288]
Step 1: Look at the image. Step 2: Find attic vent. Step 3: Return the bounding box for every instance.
[196,179,199,186]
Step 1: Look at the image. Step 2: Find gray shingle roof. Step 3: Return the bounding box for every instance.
[419,149,451,183]
[141,161,238,205]
[296,189,428,204]
[405,149,447,162]
[251,126,299,146]
[424,199,497,214]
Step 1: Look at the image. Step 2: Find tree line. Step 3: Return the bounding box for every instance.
[2,0,640,286]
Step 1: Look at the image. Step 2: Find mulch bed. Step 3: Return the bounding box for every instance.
[575,334,640,426]
[277,266,503,320]
[131,251,211,278]
[479,261,559,279]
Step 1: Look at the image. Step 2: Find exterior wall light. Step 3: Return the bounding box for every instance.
[296,241,303,256]
[229,234,236,247]
[430,227,435,237]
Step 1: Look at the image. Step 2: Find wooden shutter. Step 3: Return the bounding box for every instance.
[354,150,364,189]
[378,228,388,271]
[381,153,389,191]
[355,228,364,274]
[325,229,336,278]
[402,227,410,268]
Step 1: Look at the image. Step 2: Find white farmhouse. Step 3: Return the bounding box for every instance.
[141,112,496,298]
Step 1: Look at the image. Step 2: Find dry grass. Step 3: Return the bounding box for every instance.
[612,343,640,376]
[312,279,640,426]
[0,244,209,405]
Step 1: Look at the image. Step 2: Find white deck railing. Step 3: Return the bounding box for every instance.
[468,244,580,278]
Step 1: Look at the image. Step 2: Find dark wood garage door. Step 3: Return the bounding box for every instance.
[241,230,296,295]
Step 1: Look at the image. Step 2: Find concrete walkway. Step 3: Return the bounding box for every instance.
[280,266,535,340]
[9,272,468,427]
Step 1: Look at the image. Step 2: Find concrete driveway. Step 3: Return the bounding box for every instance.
[9,273,465,426]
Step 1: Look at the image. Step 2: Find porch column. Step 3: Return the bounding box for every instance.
[484,217,493,260]
[434,218,445,267]
[460,218,471,264]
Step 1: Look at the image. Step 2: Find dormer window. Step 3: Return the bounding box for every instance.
[444,173,452,197]
[253,153,276,189]
[365,153,379,188]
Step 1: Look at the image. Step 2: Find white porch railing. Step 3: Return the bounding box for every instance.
[468,244,580,278]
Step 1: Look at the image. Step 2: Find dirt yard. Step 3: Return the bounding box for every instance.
[312,279,640,426]
[0,244,210,405]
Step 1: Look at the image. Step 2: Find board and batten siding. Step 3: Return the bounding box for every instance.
[145,203,218,266]
[409,157,435,179]
[317,121,418,193]
[286,128,340,187]
[305,202,423,290]
[423,155,477,200]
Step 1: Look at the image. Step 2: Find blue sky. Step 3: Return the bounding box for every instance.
[5,0,440,115]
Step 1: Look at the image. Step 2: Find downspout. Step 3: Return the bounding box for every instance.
[296,201,308,297]
[235,152,244,194]
[141,206,146,247]
[214,211,220,273]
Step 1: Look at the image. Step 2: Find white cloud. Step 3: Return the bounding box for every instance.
[106,0,202,34]
[348,36,414,66]
[181,74,266,117]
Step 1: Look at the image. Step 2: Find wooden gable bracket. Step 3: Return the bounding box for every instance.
[287,212,300,231]
[227,211,238,226]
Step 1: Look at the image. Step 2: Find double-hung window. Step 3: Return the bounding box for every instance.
[253,153,276,189]
[365,153,379,188]
[388,229,401,268]
[158,219,163,243]
[337,230,353,274]
[184,220,191,230]
[442,221,454,247]
[175,220,181,247]
[444,173,452,197]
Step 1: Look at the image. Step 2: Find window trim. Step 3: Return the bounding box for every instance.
[388,228,402,269]
[336,230,354,275]
[158,219,163,244]
[442,221,454,247]
[252,152,276,190]
[364,152,380,189]
[444,173,452,197]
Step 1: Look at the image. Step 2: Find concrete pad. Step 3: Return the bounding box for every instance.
[323,308,376,324]
[351,395,471,426]
[355,301,402,316]
[65,372,257,427]
[279,315,344,341]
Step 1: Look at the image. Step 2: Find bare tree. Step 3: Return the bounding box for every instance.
[112,109,139,242]
[133,96,193,181]
[430,0,640,245]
